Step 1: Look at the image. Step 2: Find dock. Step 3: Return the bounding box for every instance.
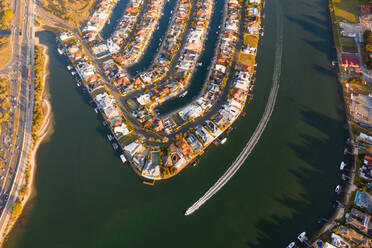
[143,179,155,186]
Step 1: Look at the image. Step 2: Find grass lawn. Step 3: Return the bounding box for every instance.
[243,34,259,47]
[238,52,255,67]
[0,35,11,69]
[340,36,357,51]
[118,132,139,148]
[332,0,369,22]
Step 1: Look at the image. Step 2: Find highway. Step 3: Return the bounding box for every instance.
[0,0,34,239]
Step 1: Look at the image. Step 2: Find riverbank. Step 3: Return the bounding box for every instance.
[309,1,372,246]
[1,0,351,246]
[0,40,52,246]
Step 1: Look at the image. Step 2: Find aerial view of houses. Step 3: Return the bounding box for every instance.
[56,0,262,182]
[308,1,372,247]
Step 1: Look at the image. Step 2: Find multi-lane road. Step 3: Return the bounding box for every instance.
[0,0,34,239]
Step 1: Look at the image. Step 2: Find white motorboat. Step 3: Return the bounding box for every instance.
[120,154,127,163]
[221,138,227,144]
[297,232,306,242]
[286,242,295,248]
[340,161,346,170]
[179,91,188,97]
[335,185,341,194]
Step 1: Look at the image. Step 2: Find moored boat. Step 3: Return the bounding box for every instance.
[335,185,341,194]
[340,161,346,170]
[286,242,295,248]
[120,154,127,163]
[179,91,188,97]
[297,232,306,242]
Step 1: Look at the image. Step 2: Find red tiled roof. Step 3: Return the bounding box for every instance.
[341,56,360,67]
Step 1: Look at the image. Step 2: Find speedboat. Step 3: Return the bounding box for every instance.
[286,242,295,248]
[297,232,306,242]
[107,134,113,141]
[221,138,227,144]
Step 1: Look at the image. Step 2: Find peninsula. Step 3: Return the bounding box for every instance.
[56,0,263,181]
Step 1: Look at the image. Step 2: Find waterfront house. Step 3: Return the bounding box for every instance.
[346,208,372,235]
[124,141,143,159]
[355,191,372,212]
[175,137,193,158]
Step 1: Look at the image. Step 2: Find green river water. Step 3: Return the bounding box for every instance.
[4,0,349,247]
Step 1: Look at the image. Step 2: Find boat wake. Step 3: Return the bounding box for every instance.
[185,4,283,216]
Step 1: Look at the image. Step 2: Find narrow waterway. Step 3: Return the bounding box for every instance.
[4,0,348,247]
[156,0,225,115]
[101,0,130,39]
[125,0,177,77]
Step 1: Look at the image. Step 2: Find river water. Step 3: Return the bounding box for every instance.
[4,0,348,247]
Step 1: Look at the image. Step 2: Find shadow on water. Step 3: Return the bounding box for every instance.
[311,64,335,77]
[286,16,329,39]
[245,108,348,248]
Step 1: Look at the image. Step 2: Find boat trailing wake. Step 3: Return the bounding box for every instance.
[185,4,283,216]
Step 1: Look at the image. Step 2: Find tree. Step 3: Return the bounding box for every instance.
[11,200,22,218]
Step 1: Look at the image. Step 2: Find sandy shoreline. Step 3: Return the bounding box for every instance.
[1,39,53,244]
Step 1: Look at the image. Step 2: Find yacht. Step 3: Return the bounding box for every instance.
[107,134,113,141]
[297,232,306,242]
[220,137,227,144]
[67,65,73,70]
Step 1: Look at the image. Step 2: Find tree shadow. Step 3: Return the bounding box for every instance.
[311,64,336,77]
[244,108,349,247]
[286,15,329,40]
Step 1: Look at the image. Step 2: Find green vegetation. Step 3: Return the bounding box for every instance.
[243,34,259,47]
[0,77,10,127]
[0,77,10,111]
[0,0,13,29]
[362,30,372,69]
[32,46,46,143]
[41,0,95,26]
[10,200,22,218]
[0,0,12,69]
[332,0,369,21]
[340,37,357,51]
[238,53,255,67]
[118,133,139,147]
[0,34,11,68]
[161,166,177,177]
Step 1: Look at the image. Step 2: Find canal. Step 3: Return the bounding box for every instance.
[4,0,348,247]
